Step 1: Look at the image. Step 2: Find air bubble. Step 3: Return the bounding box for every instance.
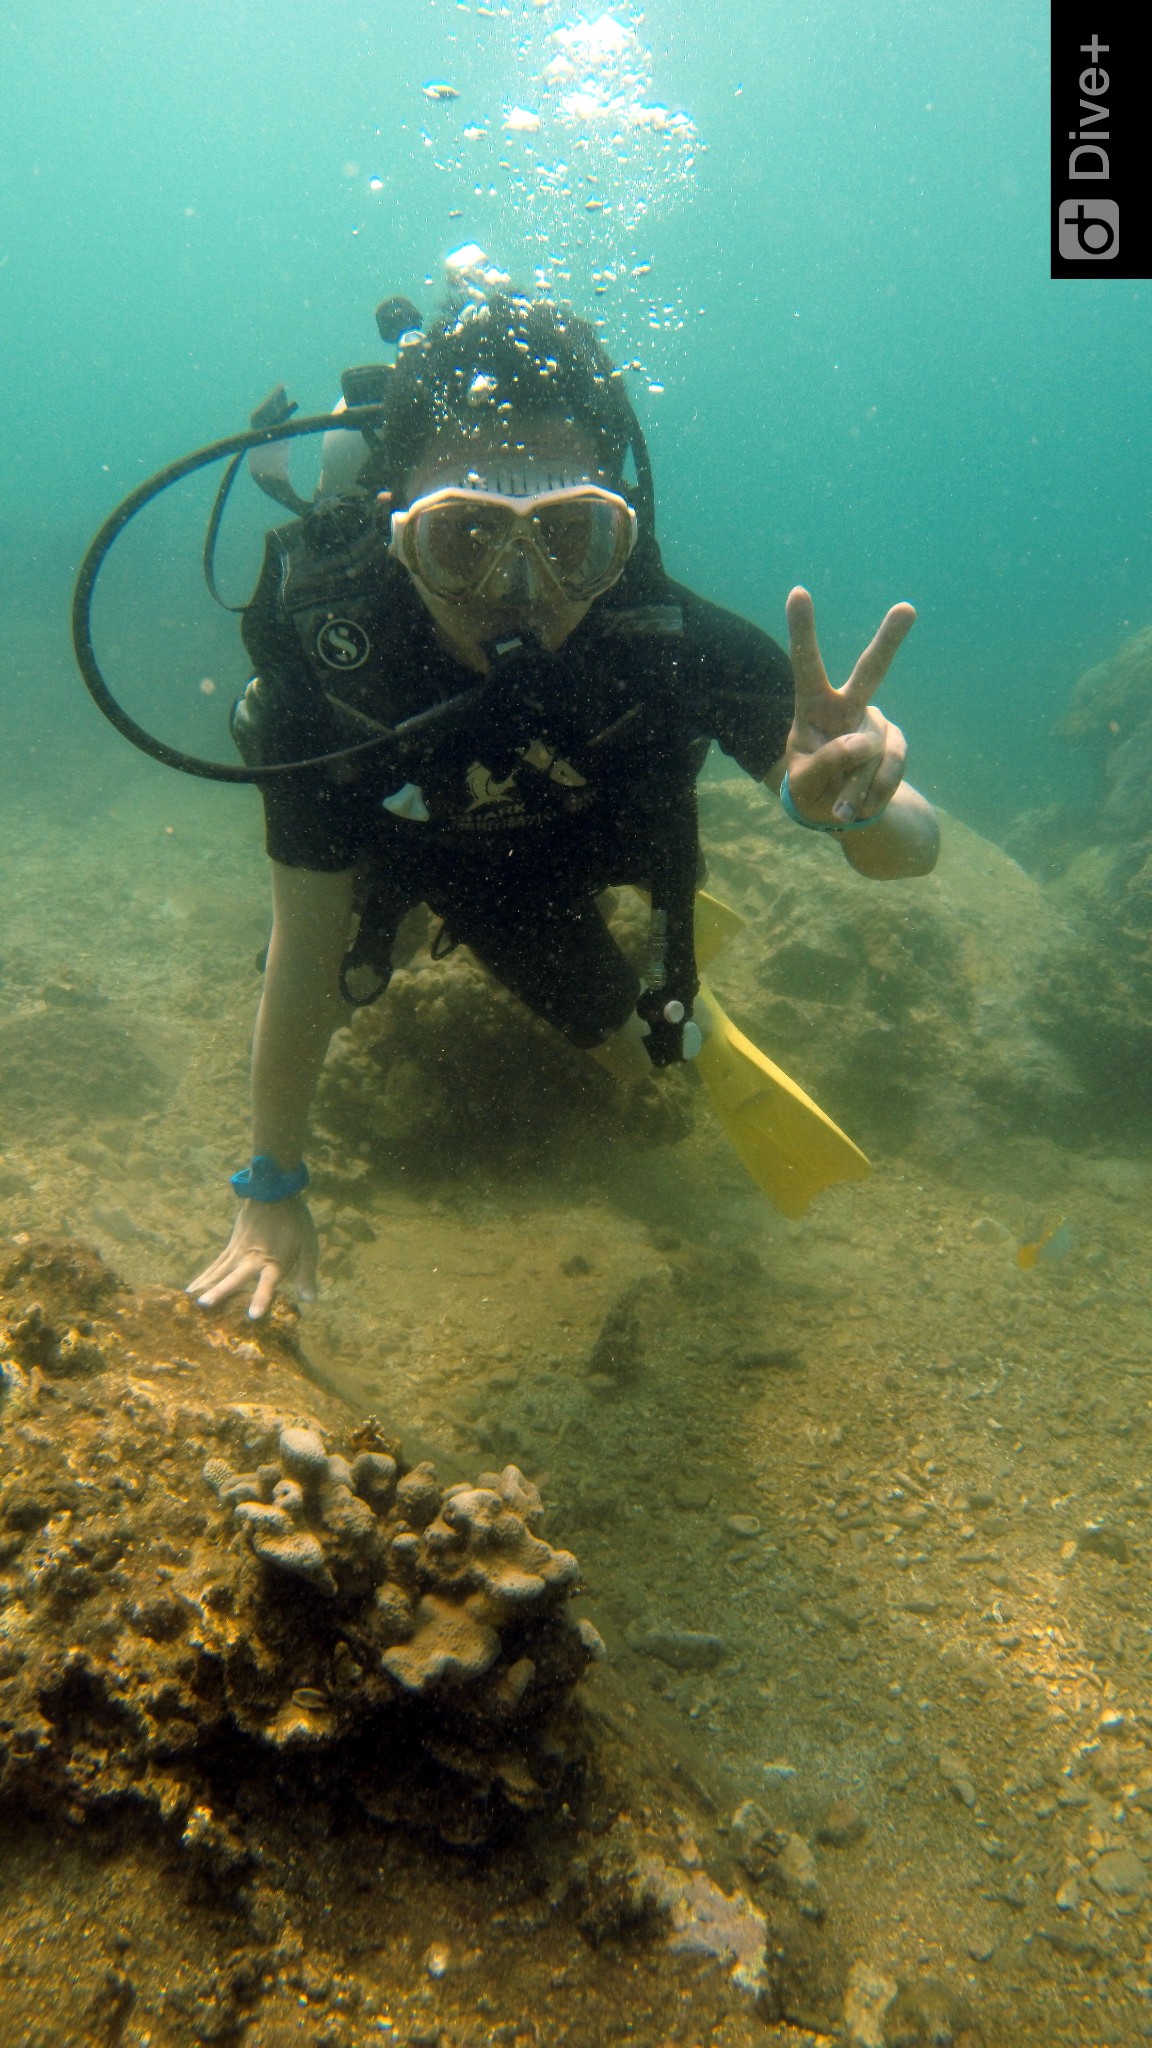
[423,5,702,384]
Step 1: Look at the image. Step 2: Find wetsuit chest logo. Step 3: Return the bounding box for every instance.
[315,617,371,670]
[463,742,591,817]
[465,761,521,812]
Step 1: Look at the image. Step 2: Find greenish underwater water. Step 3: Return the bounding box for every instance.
[1,0,1148,834]
[2,10,1152,2045]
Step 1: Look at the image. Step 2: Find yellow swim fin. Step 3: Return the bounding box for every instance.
[691,891,872,1218]
[693,888,747,969]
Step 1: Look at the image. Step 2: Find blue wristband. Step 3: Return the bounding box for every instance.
[780,769,887,834]
[231,1155,310,1203]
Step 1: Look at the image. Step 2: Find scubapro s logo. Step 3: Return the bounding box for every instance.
[315,618,371,670]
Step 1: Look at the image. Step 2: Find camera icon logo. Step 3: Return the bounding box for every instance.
[1057,198,1120,260]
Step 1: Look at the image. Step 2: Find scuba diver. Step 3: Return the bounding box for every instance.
[173,276,938,1319]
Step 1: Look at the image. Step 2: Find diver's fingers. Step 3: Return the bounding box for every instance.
[785,587,833,712]
[829,756,882,826]
[194,1254,267,1310]
[790,728,885,813]
[186,1250,235,1297]
[817,717,907,826]
[862,719,908,814]
[246,1260,284,1322]
[831,717,908,825]
[841,604,916,713]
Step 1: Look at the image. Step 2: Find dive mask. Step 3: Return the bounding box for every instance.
[389,479,637,604]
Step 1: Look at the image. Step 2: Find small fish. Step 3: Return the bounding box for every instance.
[423,81,460,102]
[1016,1218,1073,1270]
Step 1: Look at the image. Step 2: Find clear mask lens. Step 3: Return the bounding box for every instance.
[396,487,635,601]
[531,499,623,589]
[419,501,515,594]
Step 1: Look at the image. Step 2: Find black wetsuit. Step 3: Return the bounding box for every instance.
[237,512,792,1047]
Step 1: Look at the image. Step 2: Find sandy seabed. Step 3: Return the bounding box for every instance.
[3,751,1152,2048]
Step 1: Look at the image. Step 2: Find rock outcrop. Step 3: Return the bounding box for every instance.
[0,1236,593,1850]
[315,778,1101,1177]
[317,920,691,1175]
[0,1233,985,2046]
[1004,624,1152,1130]
[698,780,1088,1159]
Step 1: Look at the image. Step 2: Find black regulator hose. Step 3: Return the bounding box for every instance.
[73,398,659,786]
[70,406,426,785]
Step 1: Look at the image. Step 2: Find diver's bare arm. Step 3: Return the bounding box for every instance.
[766,765,938,879]
[834,781,939,878]
[251,863,356,1165]
[187,865,354,1318]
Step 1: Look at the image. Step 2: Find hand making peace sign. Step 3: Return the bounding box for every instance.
[783,587,917,828]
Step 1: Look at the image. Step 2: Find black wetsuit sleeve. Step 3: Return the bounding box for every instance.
[236,533,361,871]
[672,584,794,779]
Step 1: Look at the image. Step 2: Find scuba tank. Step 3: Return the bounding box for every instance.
[203,297,425,610]
[317,297,422,499]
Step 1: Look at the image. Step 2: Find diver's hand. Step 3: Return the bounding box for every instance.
[783,587,916,826]
[187,1198,319,1321]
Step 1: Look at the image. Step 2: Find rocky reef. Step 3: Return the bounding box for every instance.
[0,1232,987,2046]
[318,919,691,1178]
[311,780,1100,1183]
[697,780,1092,1162]
[1053,623,1152,837]
[0,1234,595,1851]
[1005,624,1152,1131]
